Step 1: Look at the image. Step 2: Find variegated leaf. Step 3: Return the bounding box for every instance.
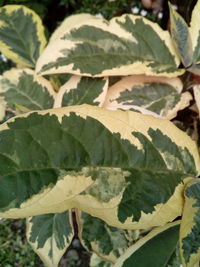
[0,5,47,67]
[169,3,193,68]
[77,211,136,263]
[103,75,192,119]
[114,221,180,267]
[27,211,74,267]
[189,0,200,63]
[50,13,97,43]
[90,253,113,267]
[180,179,200,267]
[0,105,199,231]
[54,75,108,108]
[0,68,55,112]
[36,14,182,77]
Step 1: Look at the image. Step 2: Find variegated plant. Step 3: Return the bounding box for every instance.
[0,2,200,267]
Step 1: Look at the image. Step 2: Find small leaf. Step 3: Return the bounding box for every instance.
[27,211,74,267]
[78,211,133,263]
[169,2,193,67]
[54,75,108,108]
[114,221,180,267]
[0,68,55,111]
[103,75,191,119]
[180,179,200,267]
[0,5,47,67]
[189,0,200,63]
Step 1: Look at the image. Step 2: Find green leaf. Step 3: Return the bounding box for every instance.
[104,75,191,119]
[0,68,55,111]
[0,5,47,67]
[180,179,200,267]
[169,2,193,67]
[90,253,113,267]
[54,75,108,108]
[114,221,180,267]
[36,14,182,77]
[0,105,199,231]
[27,211,74,267]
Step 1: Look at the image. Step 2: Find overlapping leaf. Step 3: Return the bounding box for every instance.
[0,68,55,112]
[0,5,47,67]
[169,3,193,68]
[180,179,200,267]
[36,14,182,77]
[114,221,180,267]
[27,211,73,267]
[103,75,191,119]
[0,105,199,231]
[54,75,108,108]
[78,211,136,263]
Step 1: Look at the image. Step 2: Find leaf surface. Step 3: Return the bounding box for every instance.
[0,5,46,67]
[169,3,193,67]
[36,14,182,77]
[114,221,180,267]
[0,68,55,112]
[27,211,73,267]
[0,105,199,230]
[180,179,200,267]
[190,0,200,63]
[103,75,191,119]
[54,75,108,108]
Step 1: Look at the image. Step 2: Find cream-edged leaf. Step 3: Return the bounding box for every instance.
[27,211,74,267]
[180,179,200,267]
[0,105,199,231]
[36,14,182,77]
[78,211,135,263]
[50,13,97,43]
[169,2,193,67]
[114,221,180,267]
[103,75,191,119]
[54,75,108,108]
[0,68,55,112]
[190,0,200,63]
[90,253,113,267]
[0,5,47,67]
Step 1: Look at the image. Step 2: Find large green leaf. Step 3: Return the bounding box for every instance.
[0,5,47,67]
[27,211,74,267]
[114,221,180,267]
[54,75,108,108]
[36,14,182,77]
[169,3,193,68]
[103,75,191,119]
[0,105,199,231]
[180,179,200,267]
[0,68,55,112]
